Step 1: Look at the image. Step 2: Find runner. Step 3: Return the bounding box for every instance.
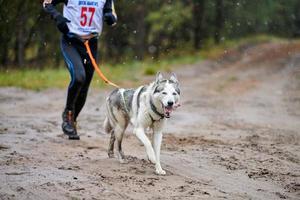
[43,0,117,139]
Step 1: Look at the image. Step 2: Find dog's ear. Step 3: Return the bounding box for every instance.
[170,72,179,84]
[156,72,163,84]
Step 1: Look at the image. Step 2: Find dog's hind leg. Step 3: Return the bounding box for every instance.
[108,129,115,158]
[114,125,127,163]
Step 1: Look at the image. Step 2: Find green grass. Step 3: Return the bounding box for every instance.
[0,68,69,91]
[0,54,202,90]
[0,35,285,90]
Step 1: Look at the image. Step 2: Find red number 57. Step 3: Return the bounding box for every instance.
[80,7,95,27]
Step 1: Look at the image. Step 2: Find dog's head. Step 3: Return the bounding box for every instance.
[152,72,181,118]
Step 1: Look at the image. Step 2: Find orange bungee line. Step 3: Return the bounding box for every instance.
[84,41,120,88]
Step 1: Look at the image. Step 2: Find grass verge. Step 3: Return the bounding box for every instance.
[0,35,284,90]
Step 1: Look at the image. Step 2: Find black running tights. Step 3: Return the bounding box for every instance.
[60,35,97,120]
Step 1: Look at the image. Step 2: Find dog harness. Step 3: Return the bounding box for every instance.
[134,86,164,122]
[149,98,165,121]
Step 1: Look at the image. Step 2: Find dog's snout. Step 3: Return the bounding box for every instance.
[167,101,174,106]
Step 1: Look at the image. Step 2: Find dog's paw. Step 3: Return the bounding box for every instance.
[119,151,126,159]
[116,151,128,164]
[155,168,166,175]
[118,158,128,164]
[108,151,114,158]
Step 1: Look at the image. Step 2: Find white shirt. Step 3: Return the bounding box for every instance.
[63,0,106,36]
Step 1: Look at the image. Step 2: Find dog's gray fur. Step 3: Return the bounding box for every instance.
[103,72,180,175]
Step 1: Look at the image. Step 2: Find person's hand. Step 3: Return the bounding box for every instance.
[55,15,70,34]
[104,12,117,26]
[43,0,52,8]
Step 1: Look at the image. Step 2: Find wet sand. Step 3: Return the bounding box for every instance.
[0,41,299,199]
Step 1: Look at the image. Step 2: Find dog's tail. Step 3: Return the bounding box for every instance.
[103,117,113,134]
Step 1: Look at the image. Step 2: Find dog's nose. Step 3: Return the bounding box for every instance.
[167,101,174,106]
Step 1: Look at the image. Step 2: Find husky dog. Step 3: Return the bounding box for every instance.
[103,72,180,175]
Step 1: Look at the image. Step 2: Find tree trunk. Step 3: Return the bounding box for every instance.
[17,25,25,67]
[294,1,300,37]
[134,4,146,60]
[0,36,8,67]
[193,0,205,49]
[24,11,44,49]
[214,0,224,44]
[14,3,27,67]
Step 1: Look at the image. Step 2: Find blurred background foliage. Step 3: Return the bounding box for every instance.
[0,0,300,69]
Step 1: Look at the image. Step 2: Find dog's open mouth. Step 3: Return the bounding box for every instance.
[163,106,174,118]
[163,103,181,118]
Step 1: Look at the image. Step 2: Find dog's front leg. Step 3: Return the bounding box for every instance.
[135,127,156,164]
[153,131,166,175]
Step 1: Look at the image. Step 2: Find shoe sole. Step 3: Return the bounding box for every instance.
[62,129,80,140]
[68,134,80,140]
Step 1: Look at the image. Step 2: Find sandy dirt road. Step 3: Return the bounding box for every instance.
[0,41,299,200]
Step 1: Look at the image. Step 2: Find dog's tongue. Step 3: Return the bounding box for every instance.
[164,106,173,118]
[163,103,181,118]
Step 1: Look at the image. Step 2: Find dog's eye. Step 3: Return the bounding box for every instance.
[172,92,177,96]
[162,92,167,95]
